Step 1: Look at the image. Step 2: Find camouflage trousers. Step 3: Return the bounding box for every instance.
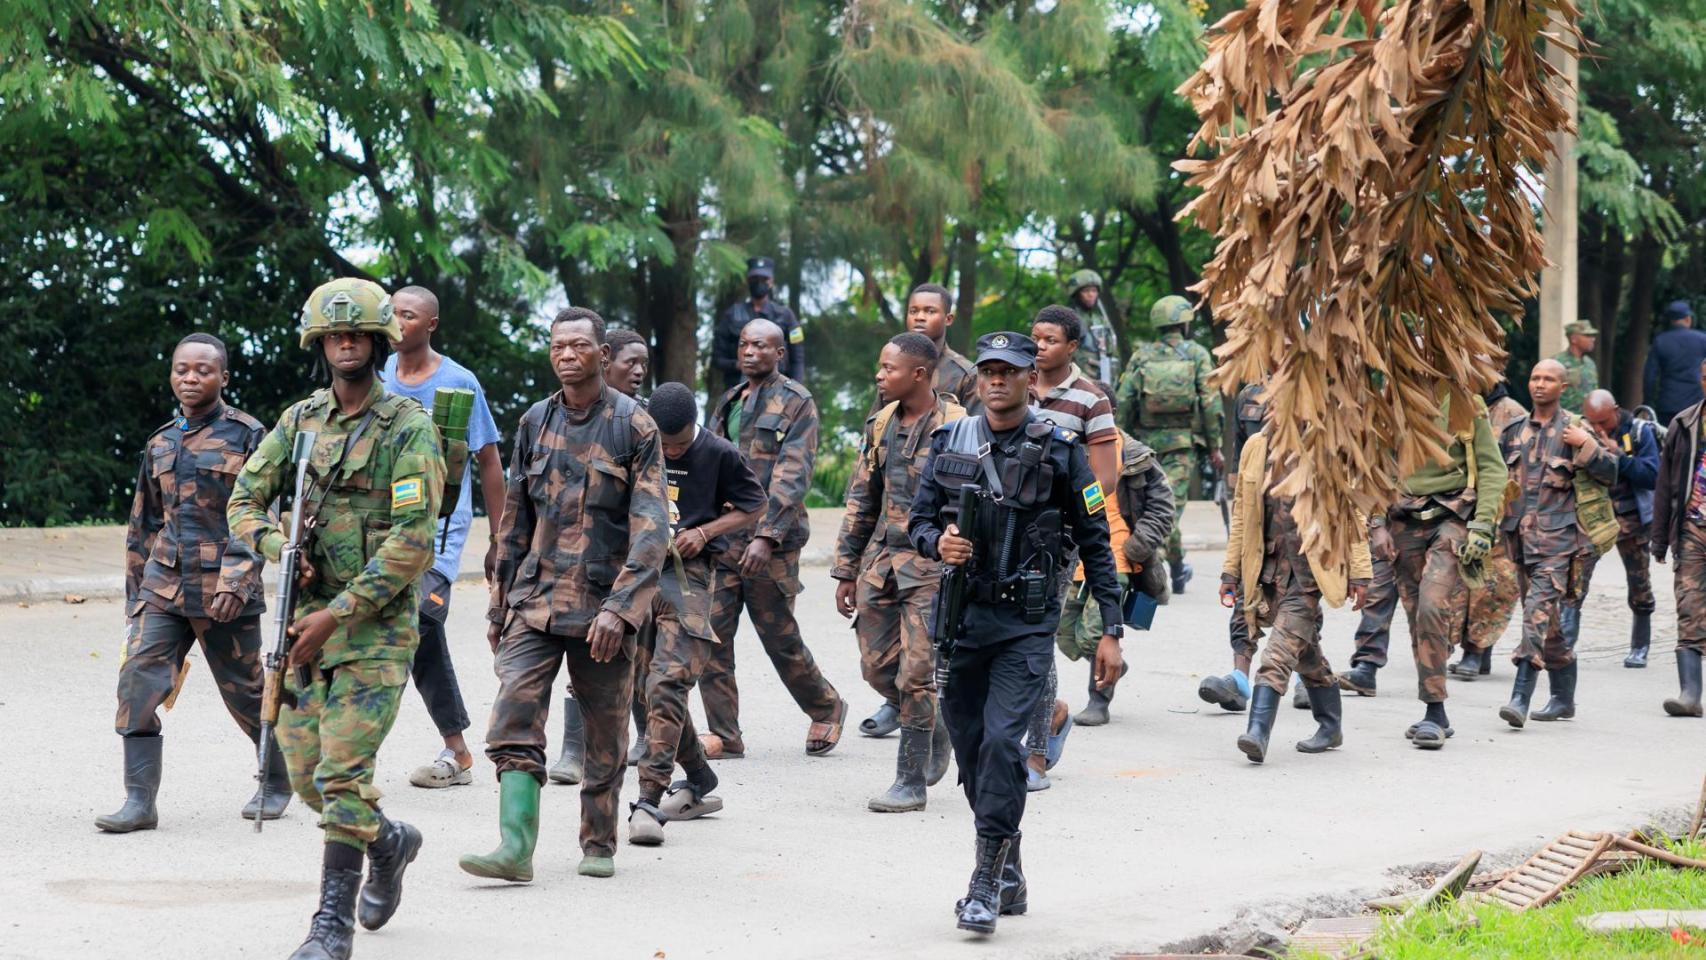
[486,625,635,859]
[1608,513,1656,616]
[116,605,262,739]
[1508,537,1588,670]
[638,555,715,802]
[1348,553,1398,667]
[1253,580,1335,695]
[700,550,841,746]
[279,659,408,850]
[854,571,939,731]
[1389,514,1469,703]
[1464,538,1520,651]
[1139,439,1195,568]
[1673,520,1706,652]
[1227,590,1257,666]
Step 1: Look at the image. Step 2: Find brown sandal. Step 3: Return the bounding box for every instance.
[698,733,745,760]
[806,699,847,757]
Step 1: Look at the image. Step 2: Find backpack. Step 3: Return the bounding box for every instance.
[868,398,966,469]
[1566,413,1618,556]
[1135,341,1200,419]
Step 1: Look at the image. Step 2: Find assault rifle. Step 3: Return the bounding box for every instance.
[931,484,982,691]
[254,429,317,832]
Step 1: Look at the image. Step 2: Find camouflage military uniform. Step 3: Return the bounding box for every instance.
[1116,329,1221,571]
[1066,269,1121,385]
[701,370,842,749]
[1249,461,1338,694]
[119,403,267,739]
[484,386,668,859]
[935,345,980,415]
[834,397,962,730]
[1553,349,1599,414]
[1458,395,1528,653]
[1499,411,1618,669]
[1056,430,1174,660]
[1384,395,1507,703]
[228,379,445,850]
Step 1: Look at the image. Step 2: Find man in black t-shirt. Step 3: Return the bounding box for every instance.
[627,382,768,846]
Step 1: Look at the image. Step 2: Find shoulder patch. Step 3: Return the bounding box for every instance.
[1082,481,1106,515]
[1052,426,1080,444]
[391,478,425,509]
[788,325,805,344]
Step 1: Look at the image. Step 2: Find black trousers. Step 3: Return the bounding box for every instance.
[943,631,1052,840]
[1349,553,1399,667]
[410,569,471,738]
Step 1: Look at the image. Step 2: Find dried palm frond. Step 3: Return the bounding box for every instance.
[1176,0,1578,573]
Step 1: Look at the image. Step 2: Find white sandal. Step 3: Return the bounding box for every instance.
[408,750,473,788]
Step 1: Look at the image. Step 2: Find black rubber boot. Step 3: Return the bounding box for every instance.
[242,739,293,821]
[357,815,422,931]
[1480,645,1493,676]
[96,736,162,833]
[1531,663,1578,721]
[1665,648,1704,718]
[926,709,952,787]
[1338,662,1378,697]
[1197,673,1248,712]
[547,697,584,785]
[289,850,362,960]
[1626,613,1651,669]
[1500,661,1539,728]
[954,835,1013,935]
[1294,685,1343,753]
[1075,661,1128,726]
[1449,645,1484,680]
[868,728,930,813]
[1237,685,1281,763]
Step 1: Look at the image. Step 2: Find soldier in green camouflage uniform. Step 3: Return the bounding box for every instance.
[227,279,446,960]
[1553,320,1599,414]
[460,308,670,882]
[100,333,281,835]
[835,333,965,812]
[1116,295,1222,594]
[1065,270,1121,386]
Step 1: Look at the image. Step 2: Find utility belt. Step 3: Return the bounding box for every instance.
[966,567,1056,624]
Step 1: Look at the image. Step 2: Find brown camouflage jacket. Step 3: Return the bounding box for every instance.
[127,402,267,619]
[834,396,963,590]
[936,346,980,414]
[1498,410,1618,553]
[1115,429,1175,565]
[709,371,818,559]
[489,385,669,637]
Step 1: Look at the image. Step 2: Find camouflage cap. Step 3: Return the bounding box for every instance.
[1150,295,1195,328]
[299,278,399,349]
[1564,320,1598,337]
[1066,269,1103,297]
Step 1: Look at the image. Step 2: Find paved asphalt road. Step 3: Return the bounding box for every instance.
[2,555,1699,959]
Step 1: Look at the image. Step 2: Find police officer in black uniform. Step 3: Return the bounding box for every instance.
[709,257,805,398]
[908,331,1123,936]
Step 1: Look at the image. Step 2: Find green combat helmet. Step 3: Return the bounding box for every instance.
[1065,269,1103,300]
[1150,295,1195,329]
[298,277,399,348]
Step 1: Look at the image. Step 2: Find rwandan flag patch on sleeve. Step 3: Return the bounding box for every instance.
[1082,481,1105,515]
[391,478,424,509]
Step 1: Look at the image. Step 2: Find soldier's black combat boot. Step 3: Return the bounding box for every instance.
[1626,613,1652,669]
[1531,663,1578,721]
[869,727,930,812]
[1294,685,1343,754]
[96,736,162,833]
[357,814,422,930]
[1338,662,1378,697]
[954,835,1013,935]
[547,697,584,785]
[1449,644,1485,680]
[1499,661,1539,729]
[1664,648,1704,718]
[290,846,362,960]
[926,709,953,787]
[1236,685,1281,763]
[956,831,1027,916]
[242,740,293,821]
[1074,661,1129,726]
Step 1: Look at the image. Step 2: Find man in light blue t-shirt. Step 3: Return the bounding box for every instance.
[383,285,505,788]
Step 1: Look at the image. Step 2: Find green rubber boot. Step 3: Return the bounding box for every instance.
[458,771,540,882]
[577,855,615,878]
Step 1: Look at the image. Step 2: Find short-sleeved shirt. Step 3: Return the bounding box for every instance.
[666,426,767,554]
[381,353,501,581]
[1034,364,1117,444]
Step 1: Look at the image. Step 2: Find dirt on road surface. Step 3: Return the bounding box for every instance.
[1,565,1696,959]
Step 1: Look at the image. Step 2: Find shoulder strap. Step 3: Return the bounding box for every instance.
[609,389,638,461]
[868,402,899,469]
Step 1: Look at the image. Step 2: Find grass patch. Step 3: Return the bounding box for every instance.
[1284,838,1706,959]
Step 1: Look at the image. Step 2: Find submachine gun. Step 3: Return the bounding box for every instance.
[253,429,317,832]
